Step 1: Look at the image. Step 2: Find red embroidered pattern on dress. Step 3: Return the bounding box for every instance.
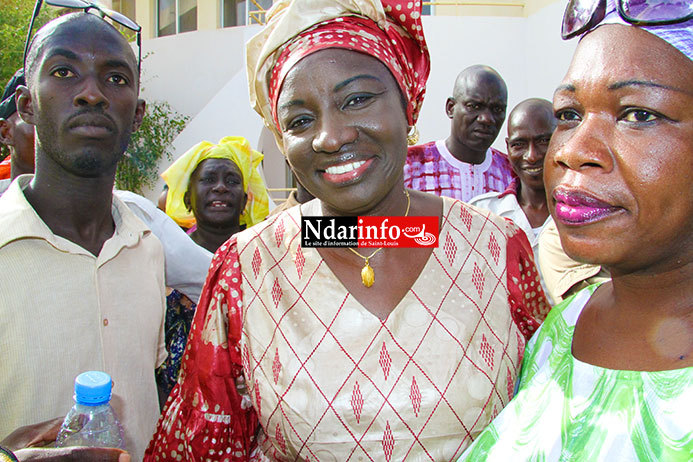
[272,348,281,385]
[382,421,395,461]
[444,232,457,266]
[274,219,285,247]
[488,233,501,265]
[295,245,305,279]
[255,378,262,419]
[275,422,287,454]
[460,205,473,231]
[479,334,495,369]
[379,342,392,381]
[252,247,262,279]
[472,263,485,299]
[271,279,282,307]
[410,376,422,417]
[351,381,364,423]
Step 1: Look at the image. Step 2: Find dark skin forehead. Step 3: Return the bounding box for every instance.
[26,13,138,85]
[191,157,242,181]
[507,99,556,136]
[453,66,507,102]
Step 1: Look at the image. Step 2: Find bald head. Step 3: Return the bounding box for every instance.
[452,65,507,102]
[25,13,138,86]
[445,65,508,159]
[507,98,555,137]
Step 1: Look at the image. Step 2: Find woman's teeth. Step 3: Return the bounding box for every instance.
[325,161,365,175]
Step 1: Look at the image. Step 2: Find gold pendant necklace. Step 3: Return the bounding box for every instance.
[347,190,411,288]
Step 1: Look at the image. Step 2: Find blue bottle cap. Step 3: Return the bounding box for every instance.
[74,371,112,406]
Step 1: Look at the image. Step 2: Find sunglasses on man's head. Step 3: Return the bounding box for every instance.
[23,0,142,73]
[562,0,693,40]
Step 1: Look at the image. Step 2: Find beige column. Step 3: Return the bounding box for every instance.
[135,0,156,39]
[198,0,220,30]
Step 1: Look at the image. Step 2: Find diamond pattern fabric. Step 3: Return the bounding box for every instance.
[145,197,549,461]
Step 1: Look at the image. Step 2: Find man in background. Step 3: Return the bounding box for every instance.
[405,65,514,201]
[0,69,34,194]
[469,98,556,301]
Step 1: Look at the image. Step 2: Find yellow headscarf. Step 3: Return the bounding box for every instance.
[162,136,269,229]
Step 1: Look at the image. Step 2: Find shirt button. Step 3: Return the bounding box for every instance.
[103,318,109,326]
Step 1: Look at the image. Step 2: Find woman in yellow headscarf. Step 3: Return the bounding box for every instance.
[163,135,269,252]
[155,136,269,399]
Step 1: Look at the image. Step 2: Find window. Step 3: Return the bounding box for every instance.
[111,0,136,20]
[157,0,197,37]
[157,0,175,36]
[179,0,197,32]
[221,0,246,27]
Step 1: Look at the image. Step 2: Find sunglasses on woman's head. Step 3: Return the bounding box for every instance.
[562,0,693,40]
[23,0,142,73]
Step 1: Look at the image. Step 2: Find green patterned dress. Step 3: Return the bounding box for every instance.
[459,285,693,461]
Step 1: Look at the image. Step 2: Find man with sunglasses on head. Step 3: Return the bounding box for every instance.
[0,12,164,462]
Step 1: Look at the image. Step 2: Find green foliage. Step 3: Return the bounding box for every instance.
[0,0,59,85]
[116,101,188,194]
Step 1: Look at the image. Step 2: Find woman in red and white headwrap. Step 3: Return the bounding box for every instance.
[145,0,549,460]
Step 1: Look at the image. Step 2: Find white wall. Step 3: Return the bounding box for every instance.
[524,2,578,102]
[137,2,577,200]
[417,1,576,149]
[139,25,258,117]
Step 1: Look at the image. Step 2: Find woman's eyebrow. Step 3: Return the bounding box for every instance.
[607,79,685,92]
[334,74,381,91]
[608,79,691,95]
[278,99,304,111]
[554,81,692,96]
[278,74,383,111]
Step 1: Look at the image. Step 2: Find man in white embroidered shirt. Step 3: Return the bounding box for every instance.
[0,12,165,461]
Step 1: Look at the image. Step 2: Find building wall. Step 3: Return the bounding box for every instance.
[136,0,576,203]
[129,0,562,40]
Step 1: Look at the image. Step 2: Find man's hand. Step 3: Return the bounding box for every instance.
[1,419,130,462]
[0,419,63,452]
[14,447,130,461]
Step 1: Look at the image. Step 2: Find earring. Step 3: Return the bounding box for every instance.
[407,126,419,146]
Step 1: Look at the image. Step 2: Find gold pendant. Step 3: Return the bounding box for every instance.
[361,261,375,288]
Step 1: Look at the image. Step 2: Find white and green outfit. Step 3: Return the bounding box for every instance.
[459,284,693,461]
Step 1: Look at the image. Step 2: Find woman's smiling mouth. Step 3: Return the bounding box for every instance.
[208,200,231,209]
[321,158,374,184]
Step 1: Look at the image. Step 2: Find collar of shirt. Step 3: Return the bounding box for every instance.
[497,178,519,199]
[0,174,151,264]
[435,139,494,173]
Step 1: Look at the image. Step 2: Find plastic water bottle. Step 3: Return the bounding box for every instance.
[55,371,125,449]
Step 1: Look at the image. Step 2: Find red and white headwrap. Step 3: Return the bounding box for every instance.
[246,0,430,150]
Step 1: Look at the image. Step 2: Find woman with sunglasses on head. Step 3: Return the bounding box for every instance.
[459,0,693,460]
[145,0,549,459]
